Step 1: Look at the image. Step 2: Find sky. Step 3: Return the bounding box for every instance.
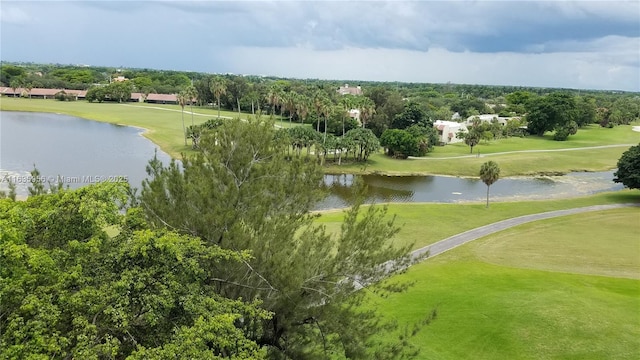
[1,0,639,91]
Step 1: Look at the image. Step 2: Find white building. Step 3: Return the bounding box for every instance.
[434,120,468,145]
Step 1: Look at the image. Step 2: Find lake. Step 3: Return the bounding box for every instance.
[1,111,173,195]
[0,111,624,208]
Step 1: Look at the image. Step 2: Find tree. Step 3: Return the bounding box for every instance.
[184,85,198,126]
[86,86,106,103]
[458,127,481,154]
[392,102,428,129]
[266,84,284,125]
[24,82,33,98]
[177,91,189,145]
[575,96,597,127]
[9,77,23,97]
[139,117,415,358]
[613,144,640,190]
[380,129,419,158]
[479,161,500,208]
[525,93,577,138]
[105,81,133,103]
[227,76,249,114]
[283,91,298,125]
[339,96,356,136]
[210,76,227,118]
[345,127,380,162]
[380,125,438,159]
[0,182,269,359]
[358,97,376,128]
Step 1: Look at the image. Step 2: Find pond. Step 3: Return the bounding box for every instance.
[1,111,173,196]
[1,111,624,207]
[318,172,623,209]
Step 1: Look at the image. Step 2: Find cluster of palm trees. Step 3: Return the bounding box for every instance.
[176,78,380,155]
[279,126,379,165]
[264,84,377,139]
[9,78,33,98]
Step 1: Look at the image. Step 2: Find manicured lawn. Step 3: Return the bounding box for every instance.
[473,208,640,279]
[432,124,640,155]
[316,190,640,250]
[368,208,640,359]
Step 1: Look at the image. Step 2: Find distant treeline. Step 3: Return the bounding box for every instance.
[2,61,639,133]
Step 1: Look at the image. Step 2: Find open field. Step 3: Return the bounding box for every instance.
[369,208,640,359]
[316,190,640,250]
[2,97,638,176]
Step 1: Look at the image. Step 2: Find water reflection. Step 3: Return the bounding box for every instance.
[317,171,623,210]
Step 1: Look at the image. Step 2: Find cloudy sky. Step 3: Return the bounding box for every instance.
[1,0,639,91]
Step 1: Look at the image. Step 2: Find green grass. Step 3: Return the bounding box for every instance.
[316,190,640,250]
[473,208,640,279]
[433,124,640,155]
[369,208,640,359]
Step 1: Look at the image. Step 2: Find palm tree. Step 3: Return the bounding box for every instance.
[184,85,198,127]
[177,91,188,145]
[24,83,33,98]
[266,84,283,123]
[297,95,311,124]
[320,99,332,143]
[479,161,500,208]
[284,92,298,125]
[10,78,22,98]
[313,91,329,133]
[359,97,376,128]
[339,96,355,136]
[210,77,227,118]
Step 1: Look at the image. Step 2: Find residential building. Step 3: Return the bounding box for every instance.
[434,120,468,145]
[337,84,362,96]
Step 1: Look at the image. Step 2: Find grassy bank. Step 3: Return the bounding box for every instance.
[2,97,638,176]
[316,190,640,250]
[369,207,640,359]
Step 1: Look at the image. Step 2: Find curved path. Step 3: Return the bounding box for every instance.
[407,144,635,160]
[408,203,639,264]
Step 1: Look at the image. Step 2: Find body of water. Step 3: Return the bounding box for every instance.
[1,111,172,196]
[0,111,624,206]
[318,172,623,209]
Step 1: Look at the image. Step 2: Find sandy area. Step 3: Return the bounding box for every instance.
[632,126,640,132]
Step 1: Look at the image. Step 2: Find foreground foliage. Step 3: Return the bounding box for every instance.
[139,117,419,358]
[0,182,268,359]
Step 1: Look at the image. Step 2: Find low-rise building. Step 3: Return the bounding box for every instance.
[337,84,362,96]
[434,120,467,145]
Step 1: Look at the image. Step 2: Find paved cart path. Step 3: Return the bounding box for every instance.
[408,144,636,160]
[408,203,640,263]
